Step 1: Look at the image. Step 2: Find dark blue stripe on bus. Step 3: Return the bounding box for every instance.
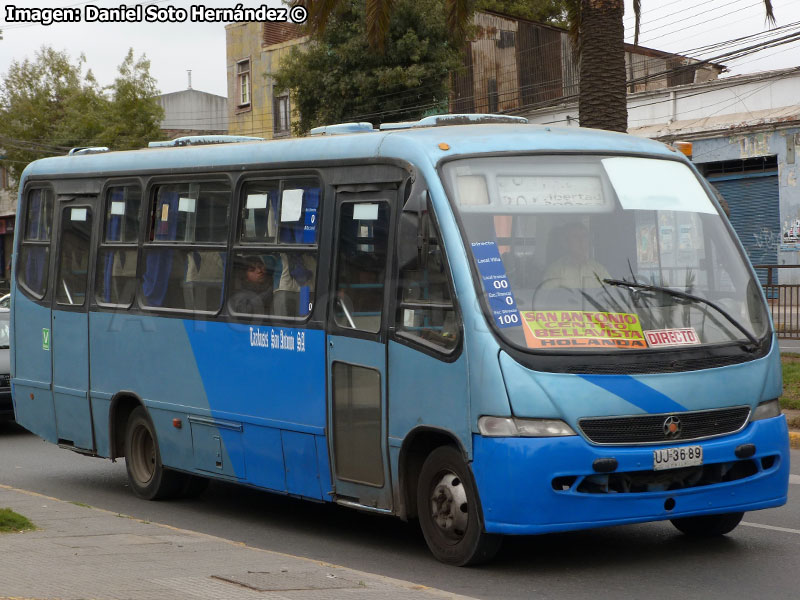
[578,374,686,414]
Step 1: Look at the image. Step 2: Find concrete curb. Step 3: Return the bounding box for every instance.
[789,431,800,449]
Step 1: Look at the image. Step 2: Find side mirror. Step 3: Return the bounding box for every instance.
[398,211,421,271]
[398,180,430,271]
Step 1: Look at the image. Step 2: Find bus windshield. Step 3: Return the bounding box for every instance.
[442,154,770,352]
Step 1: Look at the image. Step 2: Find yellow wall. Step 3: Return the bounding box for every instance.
[225,23,307,139]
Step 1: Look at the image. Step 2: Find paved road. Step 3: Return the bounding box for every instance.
[0,422,798,600]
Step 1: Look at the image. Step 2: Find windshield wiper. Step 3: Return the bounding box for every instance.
[602,278,760,351]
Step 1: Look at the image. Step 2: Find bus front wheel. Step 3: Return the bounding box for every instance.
[124,406,183,500]
[671,512,744,537]
[417,445,502,566]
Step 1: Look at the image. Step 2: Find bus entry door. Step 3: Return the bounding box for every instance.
[50,196,97,451]
[327,193,395,511]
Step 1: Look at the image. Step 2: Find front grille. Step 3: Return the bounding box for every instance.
[579,406,751,445]
[0,374,9,388]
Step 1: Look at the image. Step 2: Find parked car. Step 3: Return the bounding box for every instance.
[0,294,9,311]
[0,311,11,421]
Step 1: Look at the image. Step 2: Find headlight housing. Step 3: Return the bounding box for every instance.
[478,416,577,437]
[749,399,781,422]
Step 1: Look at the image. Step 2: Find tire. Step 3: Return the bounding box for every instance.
[124,406,184,500]
[671,512,744,537]
[417,445,502,566]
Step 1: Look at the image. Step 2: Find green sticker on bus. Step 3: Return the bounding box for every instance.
[42,328,50,351]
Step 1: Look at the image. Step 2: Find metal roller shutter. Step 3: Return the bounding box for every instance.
[708,173,779,287]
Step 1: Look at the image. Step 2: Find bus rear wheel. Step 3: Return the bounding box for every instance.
[417,445,502,566]
[124,406,184,500]
[671,512,744,537]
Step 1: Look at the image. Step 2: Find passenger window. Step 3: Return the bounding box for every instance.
[141,181,230,312]
[151,182,229,243]
[95,185,141,306]
[333,202,390,332]
[56,206,93,306]
[239,179,319,245]
[229,178,320,318]
[18,188,54,298]
[395,206,460,351]
[240,181,279,243]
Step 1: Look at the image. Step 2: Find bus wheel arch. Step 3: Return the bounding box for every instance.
[109,392,145,461]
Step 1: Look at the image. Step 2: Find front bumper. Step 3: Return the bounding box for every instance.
[471,415,789,535]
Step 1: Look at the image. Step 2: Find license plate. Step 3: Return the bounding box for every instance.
[653,445,703,471]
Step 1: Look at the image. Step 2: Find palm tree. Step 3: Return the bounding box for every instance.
[303,0,777,132]
[567,0,774,132]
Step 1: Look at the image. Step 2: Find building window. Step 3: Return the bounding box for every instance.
[273,93,290,136]
[237,59,251,107]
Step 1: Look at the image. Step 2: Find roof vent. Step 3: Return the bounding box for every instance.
[68,147,109,156]
[379,114,529,130]
[148,135,264,148]
[309,122,375,136]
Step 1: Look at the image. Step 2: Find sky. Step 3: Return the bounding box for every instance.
[0,0,799,99]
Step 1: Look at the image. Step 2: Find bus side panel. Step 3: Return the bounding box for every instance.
[388,340,471,451]
[183,321,328,499]
[90,392,113,456]
[89,312,212,471]
[12,295,56,443]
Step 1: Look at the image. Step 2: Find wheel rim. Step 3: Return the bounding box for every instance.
[129,423,156,485]
[429,471,469,542]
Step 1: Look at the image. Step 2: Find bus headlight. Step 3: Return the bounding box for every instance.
[478,416,577,437]
[749,399,781,422]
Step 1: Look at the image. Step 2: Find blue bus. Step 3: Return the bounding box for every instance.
[10,116,789,565]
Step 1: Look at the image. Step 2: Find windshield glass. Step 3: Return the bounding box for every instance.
[442,155,769,352]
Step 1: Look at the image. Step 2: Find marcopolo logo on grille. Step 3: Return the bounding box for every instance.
[663,415,682,438]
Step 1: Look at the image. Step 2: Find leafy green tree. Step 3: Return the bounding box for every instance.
[476,0,567,26]
[306,0,776,132]
[275,0,461,134]
[97,49,163,150]
[0,47,163,182]
[0,48,104,180]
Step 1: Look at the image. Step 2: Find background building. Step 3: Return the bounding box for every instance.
[451,11,722,115]
[225,22,306,139]
[156,87,229,138]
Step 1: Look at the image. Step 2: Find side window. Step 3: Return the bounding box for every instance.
[273,92,290,136]
[237,59,251,107]
[141,181,230,312]
[18,188,54,298]
[55,205,93,306]
[230,178,320,318]
[395,205,460,351]
[95,184,141,306]
[333,202,390,333]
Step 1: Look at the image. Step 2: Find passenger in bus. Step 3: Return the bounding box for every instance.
[274,253,315,317]
[542,222,609,289]
[231,255,274,315]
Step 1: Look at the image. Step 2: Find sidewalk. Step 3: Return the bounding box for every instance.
[0,484,474,600]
